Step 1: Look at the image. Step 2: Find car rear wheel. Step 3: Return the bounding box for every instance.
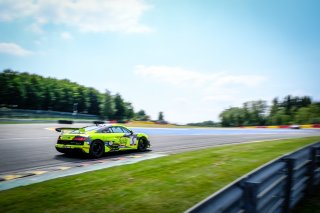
[90,140,105,158]
[137,138,147,152]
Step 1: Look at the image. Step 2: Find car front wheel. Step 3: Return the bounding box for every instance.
[137,138,148,152]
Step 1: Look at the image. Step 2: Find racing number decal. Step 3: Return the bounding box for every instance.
[119,134,138,147]
[130,134,138,145]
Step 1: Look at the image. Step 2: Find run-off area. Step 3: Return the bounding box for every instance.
[0,123,319,183]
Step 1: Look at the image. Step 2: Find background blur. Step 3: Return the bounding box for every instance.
[0,0,319,124]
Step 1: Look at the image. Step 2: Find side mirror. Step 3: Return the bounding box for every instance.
[130,130,134,135]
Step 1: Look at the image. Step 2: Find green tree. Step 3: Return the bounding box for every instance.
[124,102,135,120]
[0,70,27,108]
[135,110,149,121]
[43,81,55,110]
[187,120,218,127]
[158,111,164,121]
[250,100,267,125]
[100,90,115,119]
[113,93,126,120]
[0,70,149,120]
[294,107,311,124]
[268,109,290,125]
[282,95,293,116]
[219,107,245,127]
[87,88,101,115]
[294,103,320,124]
[309,103,320,124]
[269,98,279,117]
[76,87,89,113]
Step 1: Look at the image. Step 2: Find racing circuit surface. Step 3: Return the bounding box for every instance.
[1,123,320,175]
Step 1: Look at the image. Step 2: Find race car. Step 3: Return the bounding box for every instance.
[55,124,151,158]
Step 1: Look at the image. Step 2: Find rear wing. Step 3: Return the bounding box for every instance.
[55,127,85,133]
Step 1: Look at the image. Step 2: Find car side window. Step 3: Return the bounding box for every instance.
[101,127,111,133]
[120,127,131,133]
[110,126,123,133]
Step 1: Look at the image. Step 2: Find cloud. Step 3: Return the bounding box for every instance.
[134,65,267,122]
[61,32,73,40]
[0,0,152,33]
[134,65,209,87]
[134,65,266,88]
[0,42,32,56]
[202,95,235,102]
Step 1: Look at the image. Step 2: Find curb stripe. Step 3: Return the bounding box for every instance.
[30,171,48,175]
[56,167,71,170]
[0,175,24,181]
[0,154,155,182]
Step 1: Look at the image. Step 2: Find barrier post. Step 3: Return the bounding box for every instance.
[307,147,317,194]
[244,181,259,213]
[284,158,294,213]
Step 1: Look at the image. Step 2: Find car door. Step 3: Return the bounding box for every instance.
[109,126,126,147]
[119,126,136,147]
[98,127,115,145]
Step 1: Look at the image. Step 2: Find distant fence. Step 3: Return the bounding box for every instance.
[186,142,320,213]
[241,124,320,129]
[0,108,99,120]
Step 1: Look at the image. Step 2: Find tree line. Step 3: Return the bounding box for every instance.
[219,96,320,127]
[0,70,152,121]
[1,70,318,126]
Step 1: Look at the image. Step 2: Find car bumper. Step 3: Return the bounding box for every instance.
[55,144,90,154]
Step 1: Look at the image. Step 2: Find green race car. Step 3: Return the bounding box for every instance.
[55,124,151,158]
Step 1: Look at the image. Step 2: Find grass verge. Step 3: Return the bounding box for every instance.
[1,136,320,213]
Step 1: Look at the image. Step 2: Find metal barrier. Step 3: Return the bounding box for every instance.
[0,108,99,120]
[186,142,320,213]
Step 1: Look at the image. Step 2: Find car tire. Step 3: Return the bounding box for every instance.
[89,140,105,158]
[137,138,147,152]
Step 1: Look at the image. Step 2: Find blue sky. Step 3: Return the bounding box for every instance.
[0,0,319,123]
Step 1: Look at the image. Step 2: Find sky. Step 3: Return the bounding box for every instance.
[0,0,319,124]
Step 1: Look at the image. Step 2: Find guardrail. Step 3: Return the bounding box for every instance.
[186,142,320,213]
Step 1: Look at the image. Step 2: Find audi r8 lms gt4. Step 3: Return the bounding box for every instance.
[55,124,151,158]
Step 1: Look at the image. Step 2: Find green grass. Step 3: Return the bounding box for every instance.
[1,136,320,213]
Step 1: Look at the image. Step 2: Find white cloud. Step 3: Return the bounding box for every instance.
[134,65,268,123]
[0,42,32,56]
[61,32,73,40]
[174,97,189,105]
[134,65,210,87]
[134,65,266,88]
[202,95,235,102]
[0,1,35,21]
[214,75,266,87]
[0,0,152,33]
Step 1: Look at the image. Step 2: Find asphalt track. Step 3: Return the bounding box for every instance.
[1,123,320,175]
